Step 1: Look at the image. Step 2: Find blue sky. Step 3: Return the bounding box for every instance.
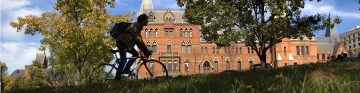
[0,0,359,74]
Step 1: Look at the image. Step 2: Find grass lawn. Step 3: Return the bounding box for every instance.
[9,61,360,93]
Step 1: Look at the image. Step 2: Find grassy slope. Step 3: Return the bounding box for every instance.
[10,61,360,93]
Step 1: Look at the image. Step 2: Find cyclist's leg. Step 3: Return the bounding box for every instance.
[124,48,139,72]
[115,41,127,80]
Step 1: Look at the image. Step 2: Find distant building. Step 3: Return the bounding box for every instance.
[340,26,360,57]
[315,14,348,62]
[10,69,24,80]
[10,52,48,80]
[137,0,318,76]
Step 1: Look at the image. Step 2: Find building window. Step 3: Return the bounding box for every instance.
[213,47,216,54]
[248,47,250,54]
[237,61,241,71]
[301,46,305,56]
[182,45,186,54]
[226,61,230,70]
[168,60,172,71]
[165,31,169,38]
[162,60,166,71]
[185,59,189,71]
[155,29,158,37]
[174,60,178,70]
[236,47,238,54]
[322,54,325,60]
[167,45,172,53]
[187,45,192,54]
[284,47,287,55]
[306,46,309,55]
[180,28,183,37]
[152,45,157,53]
[296,46,300,55]
[353,39,355,43]
[147,44,151,50]
[317,54,319,60]
[170,31,173,38]
[189,30,193,37]
[214,61,218,72]
[145,29,149,38]
[150,62,154,73]
[327,54,331,59]
[239,47,242,54]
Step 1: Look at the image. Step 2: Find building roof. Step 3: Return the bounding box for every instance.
[10,69,24,79]
[148,9,187,24]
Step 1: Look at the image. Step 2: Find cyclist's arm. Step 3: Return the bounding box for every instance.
[130,25,150,53]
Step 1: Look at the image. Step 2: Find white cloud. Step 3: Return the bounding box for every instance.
[302,1,360,19]
[1,0,43,74]
[0,42,40,74]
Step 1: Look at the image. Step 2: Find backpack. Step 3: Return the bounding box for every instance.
[109,22,132,39]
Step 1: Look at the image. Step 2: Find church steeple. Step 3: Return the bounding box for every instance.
[324,13,340,43]
[139,0,154,15]
[325,13,332,37]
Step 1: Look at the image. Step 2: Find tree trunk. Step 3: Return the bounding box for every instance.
[75,53,81,86]
[259,53,267,68]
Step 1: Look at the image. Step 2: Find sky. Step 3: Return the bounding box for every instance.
[0,0,359,74]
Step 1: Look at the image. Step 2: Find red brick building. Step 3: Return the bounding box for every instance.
[139,0,319,76]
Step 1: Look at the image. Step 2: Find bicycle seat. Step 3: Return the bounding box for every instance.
[109,49,120,53]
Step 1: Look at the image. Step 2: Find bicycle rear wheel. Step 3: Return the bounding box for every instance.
[93,63,118,82]
[136,59,168,79]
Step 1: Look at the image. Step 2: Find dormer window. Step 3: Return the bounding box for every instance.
[149,11,155,22]
[164,12,174,23]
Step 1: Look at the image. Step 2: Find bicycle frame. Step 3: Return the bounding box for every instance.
[110,49,153,76]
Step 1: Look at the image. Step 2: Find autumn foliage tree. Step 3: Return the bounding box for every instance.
[177,0,340,67]
[11,0,128,85]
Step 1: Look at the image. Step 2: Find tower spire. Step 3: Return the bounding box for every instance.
[139,0,154,15]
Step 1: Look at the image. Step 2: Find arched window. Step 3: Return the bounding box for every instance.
[237,58,241,71]
[226,58,230,70]
[185,59,190,72]
[180,28,183,37]
[203,61,211,73]
[155,28,158,37]
[249,58,254,70]
[187,42,192,54]
[145,29,149,38]
[152,42,157,53]
[214,60,218,72]
[189,28,193,37]
[149,11,155,22]
[150,28,154,37]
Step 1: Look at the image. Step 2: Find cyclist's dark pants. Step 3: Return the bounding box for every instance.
[115,41,139,80]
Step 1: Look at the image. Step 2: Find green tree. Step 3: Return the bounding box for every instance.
[177,0,340,67]
[11,0,128,85]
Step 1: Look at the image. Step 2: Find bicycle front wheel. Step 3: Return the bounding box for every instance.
[136,59,168,79]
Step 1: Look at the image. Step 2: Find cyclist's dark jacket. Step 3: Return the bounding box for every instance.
[110,22,149,52]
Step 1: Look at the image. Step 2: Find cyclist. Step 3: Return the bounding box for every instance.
[109,14,151,80]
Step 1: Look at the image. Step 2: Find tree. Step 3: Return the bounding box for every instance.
[177,0,340,67]
[0,62,7,92]
[11,0,128,85]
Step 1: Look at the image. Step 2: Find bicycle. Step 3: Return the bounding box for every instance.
[93,49,168,82]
